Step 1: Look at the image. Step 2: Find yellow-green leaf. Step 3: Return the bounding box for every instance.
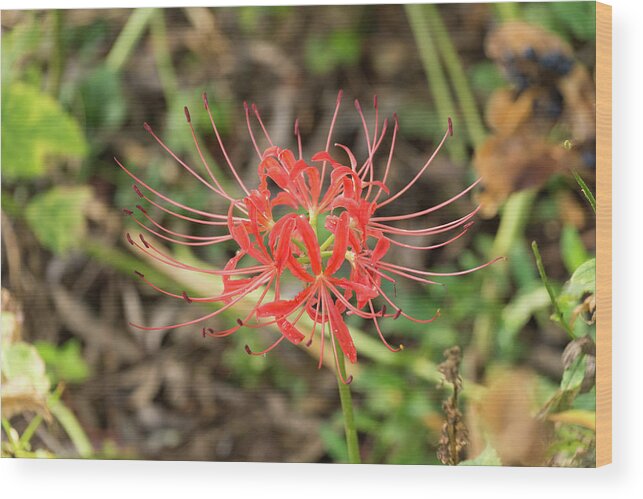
[25,186,92,254]
[2,82,87,181]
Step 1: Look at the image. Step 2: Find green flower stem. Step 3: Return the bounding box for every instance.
[334,338,361,464]
[319,233,335,252]
[297,250,333,264]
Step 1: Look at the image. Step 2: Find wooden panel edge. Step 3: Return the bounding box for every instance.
[595,1,612,468]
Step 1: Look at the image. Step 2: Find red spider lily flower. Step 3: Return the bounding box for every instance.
[116,91,500,383]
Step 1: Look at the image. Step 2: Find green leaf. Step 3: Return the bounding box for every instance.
[25,186,92,254]
[2,82,87,181]
[561,225,590,274]
[35,339,91,385]
[1,342,50,396]
[562,258,596,300]
[78,66,126,132]
[551,2,596,41]
[499,286,551,354]
[469,61,504,97]
[460,444,502,466]
[560,354,587,393]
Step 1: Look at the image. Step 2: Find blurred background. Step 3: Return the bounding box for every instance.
[1,2,597,465]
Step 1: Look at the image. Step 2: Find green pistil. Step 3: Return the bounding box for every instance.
[297,250,334,264]
[309,210,318,236]
[293,238,308,254]
[319,234,335,252]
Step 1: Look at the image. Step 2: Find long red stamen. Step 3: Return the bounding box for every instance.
[203,92,250,195]
[377,118,452,209]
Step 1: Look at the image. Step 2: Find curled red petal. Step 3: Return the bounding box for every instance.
[276,318,305,345]
[326,291,357,363]
[295,216,322,275]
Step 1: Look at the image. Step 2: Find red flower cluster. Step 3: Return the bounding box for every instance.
[117,92,498,383]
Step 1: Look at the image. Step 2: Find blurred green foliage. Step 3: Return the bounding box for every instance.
[1,3,598,465]
[1,82,87,181]
[25,186,91,254]
[35,339,91,385]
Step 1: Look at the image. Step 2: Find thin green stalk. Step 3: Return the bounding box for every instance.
[48,385,93,458]
[48,10,65,98]
[424,4,487,148]
[106,8,157,72]
[531,241,575,339]
[335,338,361,464]
[150,10,179,105]
[19,384,64,449]
[18,414,44,449]
[405,4,466,164]
[572,171,596,213]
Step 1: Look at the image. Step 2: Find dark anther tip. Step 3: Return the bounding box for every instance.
[305,338,313,347]
[122,208,133,216]
[202,328,207,338]
[134,270,144,278]
[139,234,150,248]
[126,233,135,245]
[202,92,209,107]
[133,185,143,198]
[236,318,244,326]
[393,309,402,320]
[244,345,252,355]
[136,204,147,214]
[182,291,192,304]
[346,375,354,385]
[447,117,454,137]
[380,304,387,316]
[184,106,191,123]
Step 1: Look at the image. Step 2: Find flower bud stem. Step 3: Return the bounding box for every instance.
[334,336,361,464]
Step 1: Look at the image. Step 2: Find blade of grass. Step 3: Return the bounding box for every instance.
[106,8,157,72]
[150,9,178,105]
[405,4,466,163]
[18,383,64,449]
[572,170,596,213]
[531,240,575,339]
[424,4,487,147]
[48,10,65,98]
[47,384,93,458]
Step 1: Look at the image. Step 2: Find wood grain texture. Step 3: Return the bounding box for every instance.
[596,1,612,467]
